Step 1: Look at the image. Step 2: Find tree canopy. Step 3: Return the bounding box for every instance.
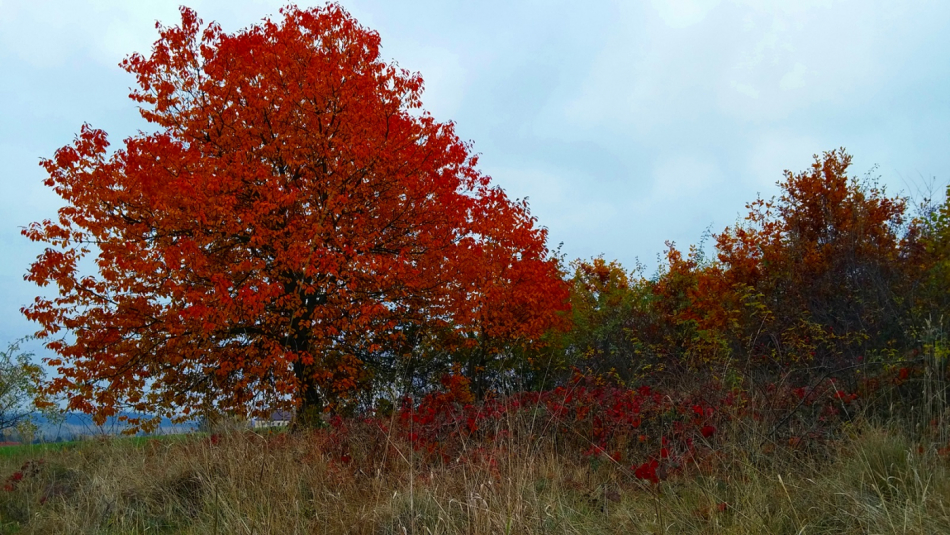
[23,5,568,429]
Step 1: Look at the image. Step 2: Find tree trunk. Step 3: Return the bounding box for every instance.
[292,361,324,431]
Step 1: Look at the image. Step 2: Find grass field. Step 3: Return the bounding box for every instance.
[0,433,200,459]
[0,403,948,534]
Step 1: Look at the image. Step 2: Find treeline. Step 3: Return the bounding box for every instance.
[369,149,950,407]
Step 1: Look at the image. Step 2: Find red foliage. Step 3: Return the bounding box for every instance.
[383,372,867,477]
[22,4,567,429]
[634,459,660,484]
[3,460,43,493]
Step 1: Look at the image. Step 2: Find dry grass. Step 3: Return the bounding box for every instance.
[0,413,948,534]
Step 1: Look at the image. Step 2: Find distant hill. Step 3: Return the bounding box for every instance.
[23,412,199,442]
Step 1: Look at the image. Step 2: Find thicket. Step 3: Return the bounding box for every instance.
[312,149,950,486]
[398,149,950,419]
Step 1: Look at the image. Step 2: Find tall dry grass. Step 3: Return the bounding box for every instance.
[0,405,949,534]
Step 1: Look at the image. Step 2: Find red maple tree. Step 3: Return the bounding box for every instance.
[22,5,568,429]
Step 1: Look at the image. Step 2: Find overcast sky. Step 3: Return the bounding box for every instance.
[2,0,949,346]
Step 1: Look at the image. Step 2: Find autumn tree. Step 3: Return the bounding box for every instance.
[23,5,567,429]
[605,150,915,385]
[911,183,950,325]
[649,243,745,374]
[549,257,643,383]
[715,149,910,371]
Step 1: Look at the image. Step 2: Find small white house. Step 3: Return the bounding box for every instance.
[251,410,293,429]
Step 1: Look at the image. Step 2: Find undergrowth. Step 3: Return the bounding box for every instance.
[0,370,949,534]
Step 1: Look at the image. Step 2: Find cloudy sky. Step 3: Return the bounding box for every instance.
[2,0,949,346]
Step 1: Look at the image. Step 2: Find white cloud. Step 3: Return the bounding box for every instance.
[387,44,467,121]
[650,154,723,201]
[489,166,568,208]
[745,131,823,190]
[650,0,723,28]
[731,81,761,99]
[0,1,289,69]
[486,164,622,235]
[555,0,932,132]
[779,62,808,90]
